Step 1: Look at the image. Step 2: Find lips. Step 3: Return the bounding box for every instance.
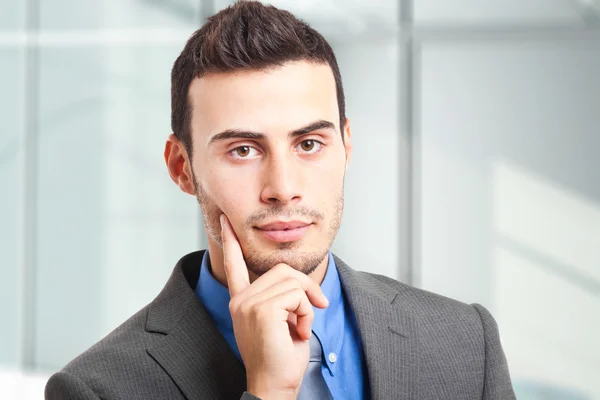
[257,226,310,242]
[255,221,312,242]
[257,221,310,231]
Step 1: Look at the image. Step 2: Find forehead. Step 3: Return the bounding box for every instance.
[188,61,339,143]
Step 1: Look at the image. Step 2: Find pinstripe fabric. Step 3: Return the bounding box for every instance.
[45,250,515,400]
[334,254,515,400]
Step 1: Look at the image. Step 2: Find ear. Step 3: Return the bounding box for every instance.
[343,118,353,170]
[164,134,196,196]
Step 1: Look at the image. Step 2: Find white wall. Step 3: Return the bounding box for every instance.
[0,369,48,400]
[417,39,600,399]
[1,0,204,372]
[414,0,585,25]
[331,39,400,280]
[33,42,201,369]
[0,47,24,367]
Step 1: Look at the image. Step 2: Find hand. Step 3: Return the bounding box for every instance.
[220,214,329,400]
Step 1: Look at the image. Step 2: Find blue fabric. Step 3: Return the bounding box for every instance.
[196,251,370,400]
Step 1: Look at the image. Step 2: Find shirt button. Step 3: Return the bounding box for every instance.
[328,352,337,363]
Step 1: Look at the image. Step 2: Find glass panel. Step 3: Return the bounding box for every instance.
[214,0,399,39]
[0,48,24,367]
[418,40,600,399]
[0,0,25,31]
[414,0,587,26]
[35,44,199,370]
[40,0,201,30]
[331,39,400,279]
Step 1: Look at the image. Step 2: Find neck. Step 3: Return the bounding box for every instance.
[206,235,329,287]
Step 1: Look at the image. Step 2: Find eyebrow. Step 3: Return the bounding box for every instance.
[207,119,336,145]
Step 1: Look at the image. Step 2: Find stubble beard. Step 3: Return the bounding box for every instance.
[193,173,344,277]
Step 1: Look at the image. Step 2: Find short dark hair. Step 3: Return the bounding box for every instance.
[170,0,346,157]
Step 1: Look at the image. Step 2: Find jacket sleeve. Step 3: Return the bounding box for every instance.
[472,303,517,400]
[45,371,101,400]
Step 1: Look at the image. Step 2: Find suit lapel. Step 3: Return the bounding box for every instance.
[334,254,420,400]
[145,251,246,400]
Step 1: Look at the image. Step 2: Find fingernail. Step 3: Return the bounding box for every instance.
[219,215,225,229]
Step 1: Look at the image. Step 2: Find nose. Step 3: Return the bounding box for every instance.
[260,153,303,206]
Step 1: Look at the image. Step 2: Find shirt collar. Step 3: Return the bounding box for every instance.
[196,251,234,332]
[196,250,346,372]
[312,252,345,373]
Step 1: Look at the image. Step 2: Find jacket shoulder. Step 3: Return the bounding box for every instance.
[362,271,491,389]
[359,271,489,355]
[62,305,152,372]
[364,271,482,320]
[49,306,179,399]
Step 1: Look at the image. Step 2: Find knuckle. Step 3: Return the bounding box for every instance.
[253,303,272,321]
[289,269,312,285]
[239,301,253,317]
[303,294,314,309]
[305,309,314,321]
[292,288,310,307]
[283,277,302,290]
[228,298,240,313]
[248,302,262,317]
[273,263,289,274]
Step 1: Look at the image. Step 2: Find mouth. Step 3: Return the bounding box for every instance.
[254,221,312,243]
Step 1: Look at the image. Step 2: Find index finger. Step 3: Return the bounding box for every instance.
[220,214,250,297]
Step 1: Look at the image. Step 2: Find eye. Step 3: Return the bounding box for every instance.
[230,145,259,159]
[297,140,323,154]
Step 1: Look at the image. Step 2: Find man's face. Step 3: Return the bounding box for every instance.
[188,61,352,276]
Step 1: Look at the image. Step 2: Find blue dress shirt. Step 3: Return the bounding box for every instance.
[196,250,370,400]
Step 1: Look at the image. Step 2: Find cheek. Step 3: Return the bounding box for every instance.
[316,160,345,188]
[311,171,344,210]
[204,176,251,221]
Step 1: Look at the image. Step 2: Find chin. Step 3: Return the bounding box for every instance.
[242,240,328,277]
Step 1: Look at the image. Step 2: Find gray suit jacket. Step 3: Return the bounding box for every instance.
[45,250,516,400]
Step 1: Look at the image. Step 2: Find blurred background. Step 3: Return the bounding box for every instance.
[1,0,599,399]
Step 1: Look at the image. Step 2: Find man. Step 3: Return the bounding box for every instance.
[45,2,515,399]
